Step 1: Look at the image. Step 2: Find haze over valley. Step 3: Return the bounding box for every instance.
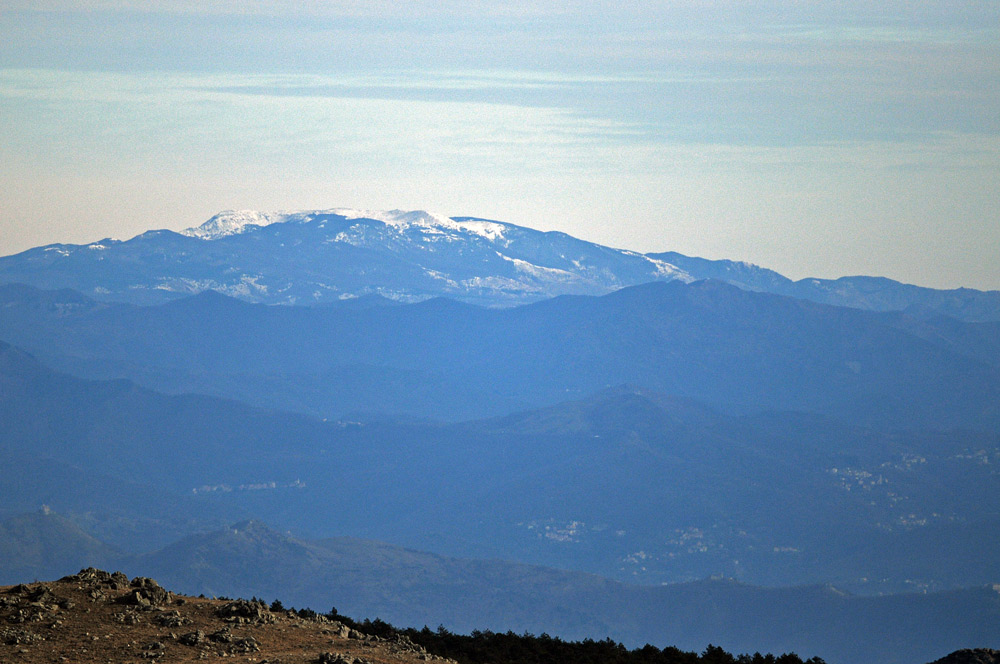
[3,2,1000,663]
[1,209,1000,664]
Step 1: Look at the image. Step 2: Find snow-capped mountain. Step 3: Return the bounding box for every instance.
[182,209,515,242]
[0,209,692,306]
[1,207,998,319]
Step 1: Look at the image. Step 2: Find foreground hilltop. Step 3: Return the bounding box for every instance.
[1,569,992,664]
[0,569,835,664]
[0,568,446,664]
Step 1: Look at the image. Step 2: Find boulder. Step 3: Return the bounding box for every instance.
[118,577,169,607]
[216,598,275,624]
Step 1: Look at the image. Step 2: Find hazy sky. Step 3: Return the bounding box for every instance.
[1,2,998,289]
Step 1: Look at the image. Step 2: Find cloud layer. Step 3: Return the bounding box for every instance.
[1,2,998,288]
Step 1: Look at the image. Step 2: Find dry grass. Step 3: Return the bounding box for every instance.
[0,569,453,664]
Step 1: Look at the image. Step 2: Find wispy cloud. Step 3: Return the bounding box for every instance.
[1,3,999,289]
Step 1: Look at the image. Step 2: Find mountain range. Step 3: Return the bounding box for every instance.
[2,335,998,597]
[1,208,998,320]
[2,279,999,430]
[2,207,1000,663]
[2,511,998,664]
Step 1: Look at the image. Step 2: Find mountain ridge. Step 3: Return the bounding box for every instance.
[2,279,999,431]
[0,512,996,664]
[2,336,999,596]
[1,208,998,319]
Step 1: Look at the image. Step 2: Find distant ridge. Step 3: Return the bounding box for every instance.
[0,208,689,308]
[2,331,999,597]
[2,280,999,430]
[0,510,115,582]
[0,568,844,664]
[0,208,997,319]
[1,517,997,664]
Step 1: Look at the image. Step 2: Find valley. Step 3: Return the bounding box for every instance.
[2,210,999,664]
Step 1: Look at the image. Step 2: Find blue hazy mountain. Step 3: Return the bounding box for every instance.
[0,510,116,582]
[1,280,998,430]
[3,211,1000,661]
[0,209,688,307]
[654,251,1000,323]
[2,339,999,596]
[1,513,997,664]
[1,208,998,320]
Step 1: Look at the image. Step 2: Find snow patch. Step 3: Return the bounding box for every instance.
[182,210,294,239]
[332,208,508,241]
[643,255,693,282]
[497,253,579,282]
[423,268,459,287]
[461,275,543,293]
[184,207,510,243]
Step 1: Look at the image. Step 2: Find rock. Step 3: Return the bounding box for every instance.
[178,630,206,646]
[208,626,233,644]
[216,598,275,624]
[1,627,41,645]
[109,571,130,589]
[63,568,130,590]
[26,586,57,604]
[154,609,190,627]
[231,636,261,653]
[112,610,142,625]
[386,633,426,655]
[118,577,168,607]
[318,653,355,664]
[142,640,167,659]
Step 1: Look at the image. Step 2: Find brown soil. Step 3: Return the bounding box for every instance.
[0,568,452,664]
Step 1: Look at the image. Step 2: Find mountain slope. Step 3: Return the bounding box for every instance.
[7,517,993,664]
[0,571,445,664]
[652,251,1000,322]
[0,209,688,307]
[2,280,998,430]
[0,511,116,584]
[1,208,998,319]
[3,341,998,593]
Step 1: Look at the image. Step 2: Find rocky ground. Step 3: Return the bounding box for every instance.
[0,568,454,664]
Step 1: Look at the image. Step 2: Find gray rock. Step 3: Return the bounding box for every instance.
[1,627,41,645]
[154,610,190,627]
[231,636,260,653]
[317,653,355,664]
[208,626,233,644]
[216,598,275,624]
[119,577,168,607]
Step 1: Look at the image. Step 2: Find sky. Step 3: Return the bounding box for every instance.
[1,2,998,289]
